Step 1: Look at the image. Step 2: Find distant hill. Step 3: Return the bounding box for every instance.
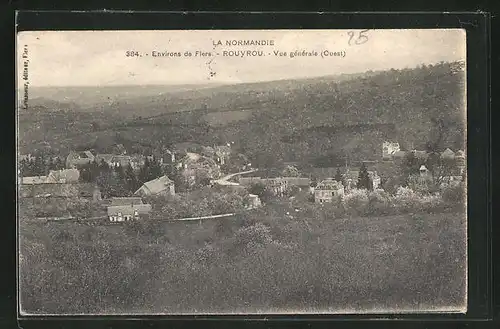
[18,62,466,166]
[28,83,226,111]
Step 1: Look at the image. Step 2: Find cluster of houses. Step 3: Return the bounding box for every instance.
[382,141,465,168]
[19,142,244,221]
[18,139,467,220]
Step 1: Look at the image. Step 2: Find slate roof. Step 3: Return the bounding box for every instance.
[110,197,144,206]
[392,151,407,158]
[441,148,455,159]
[316,179,343,190]
[22,176,48,184]
[47,169,80,183]
[412,150,429,160]
[95,154,114,163]
[281,177,311,186]
[137,175,174,195]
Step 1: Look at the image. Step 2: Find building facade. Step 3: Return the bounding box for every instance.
[382,141,400,160]
[314,179,344,203]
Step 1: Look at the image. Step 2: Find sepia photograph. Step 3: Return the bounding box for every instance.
[17,29,467,315]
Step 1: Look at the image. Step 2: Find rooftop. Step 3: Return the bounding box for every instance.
[110,197,144,206]
[140,175,174,194]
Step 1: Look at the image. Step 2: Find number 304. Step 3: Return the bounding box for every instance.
[126,51,140,57]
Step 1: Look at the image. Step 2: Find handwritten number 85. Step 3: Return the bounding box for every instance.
[348,29,369,45]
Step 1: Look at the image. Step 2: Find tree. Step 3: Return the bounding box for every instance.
[97,169,129,198]
[282,165,300,177]
[248,182,273,203]
[356,163,372,190]
[79,160,99,183]
[124,164,139,193]
[399,152,419,186]
[148,157,163,181]
[54,157,65,170]
[425,154,457,188]
[33,155,46,176]
[138,157,151,185]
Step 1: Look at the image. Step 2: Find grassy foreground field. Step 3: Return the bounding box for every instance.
[19,210,466,315]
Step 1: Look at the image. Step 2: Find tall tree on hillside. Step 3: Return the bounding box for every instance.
[124,164,139,193]
[54,157,65,170]
[97,166,129,198]
[399,152,419,186]
[148,156,163,181]
[47,157,55,172]
[356,163,372,190]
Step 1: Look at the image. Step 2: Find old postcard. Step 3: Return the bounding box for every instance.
[17,29,467,315]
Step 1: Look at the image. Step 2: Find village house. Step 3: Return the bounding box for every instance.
[130,155,146,170]
[134,175,175,197]
[455,150,466,174]
[20,168,80,185]
[412,150,429,163]
[382,141,401,160]
[110,197,144,206]
[177,153,221,187]
[19,153,35,162]
[20,182,101,200]
[214,145,231,166]
[440,148,455,160]
[107,203,152,222]
[21,175,49,185]
[108,197,151,222]
[314,179,344,203]
[391,150,407,164]
[281,177,311,190]
[245,194,262,209]
[440,175,463,188]
[20,182,102,218]
[95,154,143,169]
[108,155,132,168]
[66,150,96,168]
[113,143,127,155]
[152,148,176,165]
[95,154,114,166]
[263,178,288,197]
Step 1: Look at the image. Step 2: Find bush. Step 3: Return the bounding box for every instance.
[442,183,466,205]
[343,189,369,216]
[365,190,391,216]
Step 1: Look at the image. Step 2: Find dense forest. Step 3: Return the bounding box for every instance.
[19,61,465,168]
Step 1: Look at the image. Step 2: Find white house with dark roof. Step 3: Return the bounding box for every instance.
[382,141,400,160]
[314,179,344,203]
[134,175,175,197]
[66,150,95,168]
[107,203,152,222]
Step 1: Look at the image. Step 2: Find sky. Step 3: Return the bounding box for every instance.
[17,29,466,87]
